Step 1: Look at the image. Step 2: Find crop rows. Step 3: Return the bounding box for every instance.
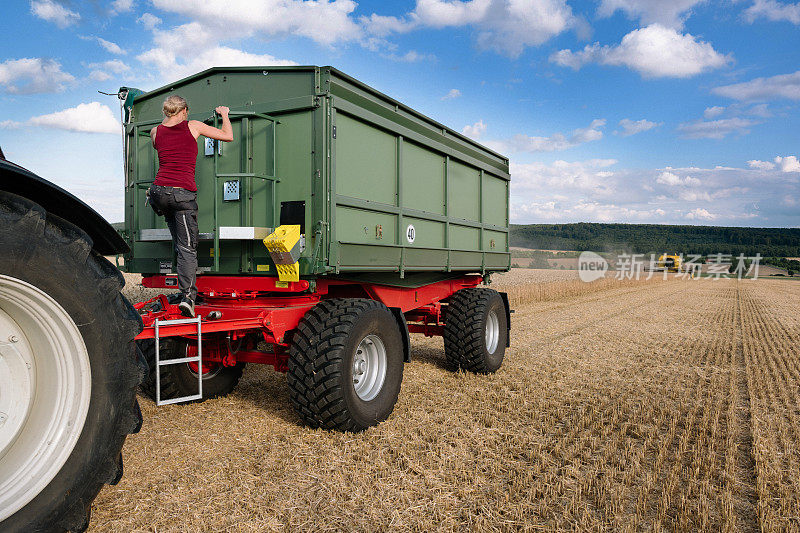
[738,281,800,531]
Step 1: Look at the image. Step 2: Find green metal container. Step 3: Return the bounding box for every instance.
[120,66,510,282]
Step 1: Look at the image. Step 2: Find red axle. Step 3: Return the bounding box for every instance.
[134,274,483,372]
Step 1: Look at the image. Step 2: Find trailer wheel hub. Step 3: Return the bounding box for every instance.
[352,334,387,402]
[485,309,500,354]
[0,275,91,522]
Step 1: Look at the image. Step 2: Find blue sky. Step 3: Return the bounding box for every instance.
[1,0,798,226]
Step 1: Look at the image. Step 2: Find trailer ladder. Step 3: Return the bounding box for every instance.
[154,316,202,405]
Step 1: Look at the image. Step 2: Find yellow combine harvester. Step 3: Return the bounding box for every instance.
[656,254,683,273]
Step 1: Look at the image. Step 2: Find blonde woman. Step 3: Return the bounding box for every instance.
[148,95,233,317]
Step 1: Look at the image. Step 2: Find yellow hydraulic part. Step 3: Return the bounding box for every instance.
[263,225,302,282]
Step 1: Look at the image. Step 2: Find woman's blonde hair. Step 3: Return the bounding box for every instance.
[162,95,188,117]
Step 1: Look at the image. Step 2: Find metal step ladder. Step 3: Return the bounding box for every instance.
[154,316,202,406]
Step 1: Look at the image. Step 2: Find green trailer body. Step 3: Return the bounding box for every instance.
[121,66,511,282]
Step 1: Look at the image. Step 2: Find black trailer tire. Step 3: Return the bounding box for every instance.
[137,337,244,402]
[444,288,507,374]
[0,191,145,533]
[287,299,404,432]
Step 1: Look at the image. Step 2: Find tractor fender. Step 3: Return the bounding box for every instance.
[0,158,128,255]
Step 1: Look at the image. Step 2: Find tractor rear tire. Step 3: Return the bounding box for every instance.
[138,337,244,402]
[444,288,507,373]
[287,299,404,432]
[0,191,145,533]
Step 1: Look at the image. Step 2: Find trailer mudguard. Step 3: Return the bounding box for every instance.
[499,292,512,347]
[0,158,128,255]
[389,307,412,363]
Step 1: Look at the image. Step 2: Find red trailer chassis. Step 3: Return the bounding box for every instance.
[134,274,487,373]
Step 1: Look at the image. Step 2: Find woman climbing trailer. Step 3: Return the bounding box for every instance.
[122,65,513,432]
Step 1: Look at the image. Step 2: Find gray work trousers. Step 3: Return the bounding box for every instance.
[148,184,199,301]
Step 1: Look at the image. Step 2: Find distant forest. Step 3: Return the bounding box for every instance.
[510,223,800,257]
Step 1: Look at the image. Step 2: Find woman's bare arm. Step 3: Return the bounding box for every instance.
[150,126,157,147]
[188,106,233,142]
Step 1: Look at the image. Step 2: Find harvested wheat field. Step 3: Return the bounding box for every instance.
[88,271,800,532]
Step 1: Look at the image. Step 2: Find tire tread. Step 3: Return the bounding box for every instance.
[0,191,144,533]
[287,298,393,432]
[443,288,504,374]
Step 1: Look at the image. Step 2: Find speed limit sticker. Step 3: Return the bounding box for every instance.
[406,224,416,244]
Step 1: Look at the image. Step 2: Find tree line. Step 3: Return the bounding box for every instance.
[510,223,800,257]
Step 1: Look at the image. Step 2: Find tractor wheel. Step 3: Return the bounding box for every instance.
[444,288,507,374]
[137,337,244,402]
[0,191,145,533]
[287,299,404,432]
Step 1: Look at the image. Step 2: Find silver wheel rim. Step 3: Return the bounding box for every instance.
[352,334,387,402]
[188,365,223,379]
[0,275,91,522]
[485,309,500,354]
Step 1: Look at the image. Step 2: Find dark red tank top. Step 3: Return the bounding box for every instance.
[153,121,198,191]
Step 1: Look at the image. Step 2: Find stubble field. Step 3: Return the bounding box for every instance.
[89,270,800,531]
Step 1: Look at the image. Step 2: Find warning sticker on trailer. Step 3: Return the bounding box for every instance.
[406,224,415,244]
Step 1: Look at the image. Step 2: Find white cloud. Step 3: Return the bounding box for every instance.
[418,0,576,56]
[511,159,618,196]
[572,119,606,142]
[656,171,701,186]
[151,0,362,46]
[96,37,125,55]
[743,0,800,24]
[512,199,665,223]
[746,155,799,172]
[678,190,712,201]
[27,102,121,134]
[497,119,606,153]
[597,0,706,29]
[110,0,134,14]
[412,0,492,26]
[139,32,296,79]
[775,155,800,172]
[747,103,772,118]
[138,13,161,29]
[30,0,80,28]
[712,70,800,101]
[442,88,461,100]
[383,50,436,62]
[616,118,660,136]
[677,117,759,139]
[0,57,74,94]
[747,159,776,170]
[680,102,771,140]
[78,34,126,54]
[550,24,730,78]
[0,120,23,130]
[87,59,130,81]
[360,13,415,37]
[363,0,577,58]
[462,119,487,139]
[685,207,717,220]
[512,162,799,225]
